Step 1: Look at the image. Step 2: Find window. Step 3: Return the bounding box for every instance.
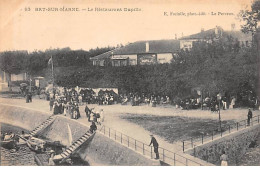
[129,59,137,65]
[113,60,120,66]
[120,60,127,66]
[100,60,104,66]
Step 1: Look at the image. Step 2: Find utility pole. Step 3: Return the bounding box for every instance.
[217,93,222,132]
[29,74,32,92]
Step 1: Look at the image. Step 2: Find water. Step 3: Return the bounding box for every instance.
[238,131,260,166]
[0,123,37,166]
[0,123,89,166]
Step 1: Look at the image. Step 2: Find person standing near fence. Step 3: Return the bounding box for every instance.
[100,109,104,122]
[149,134,159,159]
[247,108,253,126]
[220,150,228,166]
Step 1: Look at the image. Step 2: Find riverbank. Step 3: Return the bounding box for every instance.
[1,97,259,166]
[0,123,36,166]
[238,130,260,166]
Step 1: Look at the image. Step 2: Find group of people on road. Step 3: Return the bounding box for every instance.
[84,105,104,125]
[47,87,106,126]
[118,93,171,107]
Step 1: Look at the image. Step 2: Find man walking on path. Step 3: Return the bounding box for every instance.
[247,108,253,126]
[85,104,91,119]
[149,134,159,159]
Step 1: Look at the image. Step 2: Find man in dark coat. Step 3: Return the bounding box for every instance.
[85,105,91,119]
[247,108,253,126]
[149,134,159,159]
[89,122,97,134]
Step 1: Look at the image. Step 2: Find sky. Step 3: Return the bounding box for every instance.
[0,0,253,52]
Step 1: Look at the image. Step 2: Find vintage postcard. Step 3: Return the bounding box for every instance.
[0,0,259,166]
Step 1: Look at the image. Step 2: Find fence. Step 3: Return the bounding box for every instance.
[182,115,260,151]
[0,159,18,166]
[99,125,203,166]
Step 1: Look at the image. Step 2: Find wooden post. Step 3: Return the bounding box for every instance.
[143,143,145,155]
[163,149,165,162]
[128,136,129,147]
[174,153,176,166]
[135,140,137,150]
[191,138,193,148]
[183,141,185,152]
[151,146,153,159]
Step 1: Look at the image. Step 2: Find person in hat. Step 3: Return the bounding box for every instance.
[149,134,159,159]
[247,108,253,126]
[85,104,91,119]
[89,122,97,134]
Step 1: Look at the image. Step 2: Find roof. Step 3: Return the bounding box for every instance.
[223,31,252,42]
[180,27,222,40]
[180,26,252,42]
[90,39,180,60]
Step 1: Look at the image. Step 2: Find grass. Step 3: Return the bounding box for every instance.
[120,113,235,143]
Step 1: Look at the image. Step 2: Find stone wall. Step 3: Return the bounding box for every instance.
[185,124,260,166]
[0,104,160,166]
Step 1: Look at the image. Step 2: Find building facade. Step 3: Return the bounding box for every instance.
[90,26,252,66]
[90,40,180,66]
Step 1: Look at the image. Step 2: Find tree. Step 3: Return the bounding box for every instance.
[239,0,260,35]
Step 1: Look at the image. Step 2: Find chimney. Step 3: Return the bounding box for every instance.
[146,42,149,52]
[215,26,219,36]
[231,23,235,31]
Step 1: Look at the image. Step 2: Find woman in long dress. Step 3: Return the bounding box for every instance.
[220,151,228,166]
[230,97,236,109]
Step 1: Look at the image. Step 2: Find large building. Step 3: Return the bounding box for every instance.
[90,39,180,66]
[90,26,252,67]
[180,26,252,50]
[0,70,28,92]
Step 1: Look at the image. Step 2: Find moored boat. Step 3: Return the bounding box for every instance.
[27,136,46,153]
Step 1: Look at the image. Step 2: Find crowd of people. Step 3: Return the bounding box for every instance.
[46,88,105,128]
[41,86,260,113]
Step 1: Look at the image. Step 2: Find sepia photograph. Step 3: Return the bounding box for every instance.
[0,0,260,166]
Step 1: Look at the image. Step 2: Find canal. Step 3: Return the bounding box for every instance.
[0,123,89,166]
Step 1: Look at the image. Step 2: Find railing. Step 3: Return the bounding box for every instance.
[0,159,18,166]
[182,115,260,151]
[99,125,203,166]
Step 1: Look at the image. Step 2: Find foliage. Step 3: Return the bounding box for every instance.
[53,40,257,99]
[0,38,257,99]
[0,47,114,75]
[238,0,260,35]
